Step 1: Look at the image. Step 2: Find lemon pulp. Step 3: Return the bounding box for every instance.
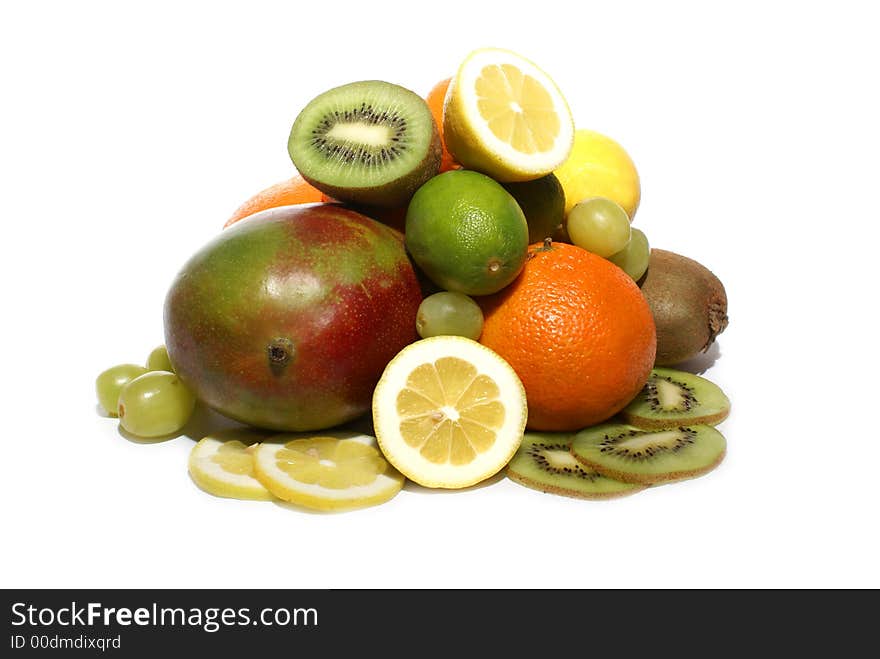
[274,436,388,489]
[251,431,405,511]
[211,440,258,475]
[396,357,504,466]
[442,48,574,182]
[372,336,527,489]
[475,64,560,154]
[188,431,276,501]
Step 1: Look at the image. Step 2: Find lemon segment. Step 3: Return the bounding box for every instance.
[373,336,528,488]
[252,431,404,511]
[475,63,559,153]
[188,428,276,501]
[443,48,574,182]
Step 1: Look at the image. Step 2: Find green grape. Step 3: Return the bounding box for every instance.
[146,344,174,372]
[608,228,650,281]
[96,364,150,416]
[416,291,484,340]
[117,371,196,438]
[566,197,632,257]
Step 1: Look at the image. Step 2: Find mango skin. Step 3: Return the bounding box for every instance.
[164,203,422,431]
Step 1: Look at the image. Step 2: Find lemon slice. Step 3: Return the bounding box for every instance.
[372,336,527,488]
[188,428,276,501]
[252,431,404,511]
[443,47,574,182]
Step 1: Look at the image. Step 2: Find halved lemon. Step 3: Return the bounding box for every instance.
[252,431,404,511]
[372,336,528,488]
[188,428,276,501]
[443,47,574,182]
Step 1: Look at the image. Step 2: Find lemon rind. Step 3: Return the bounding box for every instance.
[188,436,276,501]
[252,432,405,512]
[372,336,528,489]
[446,47,574,180]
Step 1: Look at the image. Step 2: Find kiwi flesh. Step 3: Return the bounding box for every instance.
[507,432,645,500]
[639,249,728,366]
[570,422,726,485]
[621,368,730,430]
[288,80,441,208]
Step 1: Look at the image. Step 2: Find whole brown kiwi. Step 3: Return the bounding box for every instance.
[639,249,728,365]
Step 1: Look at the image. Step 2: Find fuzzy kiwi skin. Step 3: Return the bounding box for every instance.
[639,249,729,366]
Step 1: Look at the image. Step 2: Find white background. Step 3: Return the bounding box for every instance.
[2,1,878,589]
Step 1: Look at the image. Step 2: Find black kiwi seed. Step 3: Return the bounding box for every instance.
[621,368,731,430]
[596,427,697,462]
[506,432,646,500]
[571,422,727,485]
[646,375,696,412]
[527,443,600,482]
[288,80,441,208]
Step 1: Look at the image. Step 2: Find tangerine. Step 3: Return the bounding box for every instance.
[478,240,656,431]
[425,78,460,173]
[223,175,324,228]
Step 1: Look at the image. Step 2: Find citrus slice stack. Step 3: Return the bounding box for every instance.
[252,431,404,511]
[443,47,574,182]
[188,428,276,501]
[372,336,527,488]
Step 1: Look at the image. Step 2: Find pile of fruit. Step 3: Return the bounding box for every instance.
[96,47,730,511]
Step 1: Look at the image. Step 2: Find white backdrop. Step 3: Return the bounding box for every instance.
[2,0,878,589]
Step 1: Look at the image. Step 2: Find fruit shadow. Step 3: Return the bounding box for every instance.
[267,473,509,515]
[114,402,249,445]
[270,499,357,516]
[402,469,507,494]
[183,471,328,515]
[180,403,250,442]
[116,424,180,445]
[673,342,721,375]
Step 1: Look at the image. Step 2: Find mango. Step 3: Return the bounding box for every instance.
[164,204,422,431]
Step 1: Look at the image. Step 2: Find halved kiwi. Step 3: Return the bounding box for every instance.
[288,80,441,208]
[621,368,730,430]
[570,422,726,485]
[507,432,645,500]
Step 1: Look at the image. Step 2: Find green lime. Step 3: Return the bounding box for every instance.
[405,170,529,296]
[501,173,566,244]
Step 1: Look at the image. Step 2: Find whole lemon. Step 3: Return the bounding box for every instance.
[554,129,641,219]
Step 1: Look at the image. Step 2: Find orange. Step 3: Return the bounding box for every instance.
[478,240,656,431]
[425,78,460,173]
[223,175,324,228]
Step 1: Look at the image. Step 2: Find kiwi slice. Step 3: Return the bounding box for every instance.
[621,368,730,430]
[288,80,441,208]
[570,422,726,485]
[507,432,645,500]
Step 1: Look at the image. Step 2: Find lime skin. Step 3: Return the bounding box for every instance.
[405,170,529,296]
